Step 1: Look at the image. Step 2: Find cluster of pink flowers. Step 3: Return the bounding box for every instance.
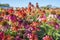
[0,2,60,40]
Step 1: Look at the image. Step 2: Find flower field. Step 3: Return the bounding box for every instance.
[0,3,60,40]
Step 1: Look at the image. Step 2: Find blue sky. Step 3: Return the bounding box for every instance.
[0,0,60,7]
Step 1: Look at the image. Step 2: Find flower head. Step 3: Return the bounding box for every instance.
[55,23,60,30]
[0,17,3,22]
[0,32,5,40]
[43,35,53,40]
[57,15,60,20]
[15,35,22,40]
[10,14,17,22]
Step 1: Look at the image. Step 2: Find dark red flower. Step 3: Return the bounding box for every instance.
[0,32,5,40]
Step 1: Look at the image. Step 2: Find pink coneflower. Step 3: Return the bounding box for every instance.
[43,35,53,40]
[54,23,60,30]
[27,33,38,40]
[37,15,46,22]
[10,14,17,22]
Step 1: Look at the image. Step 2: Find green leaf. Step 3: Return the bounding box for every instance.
[36,26,46,40]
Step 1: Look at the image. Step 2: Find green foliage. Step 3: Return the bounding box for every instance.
[36,26,46,40]
[5,29,17,37]
[0,4,9,7]
[37,23,60,40]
